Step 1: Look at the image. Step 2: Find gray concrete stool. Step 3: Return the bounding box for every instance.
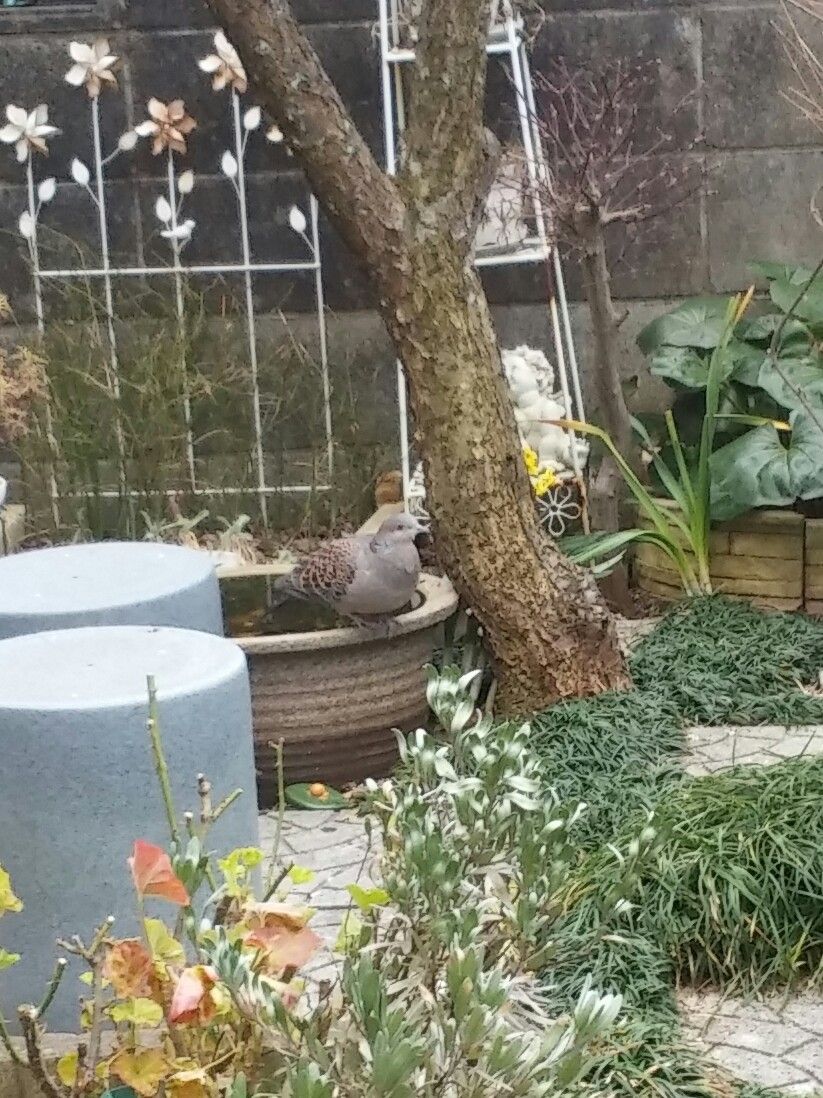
[0,542,222,640]
[0,626,259,1032]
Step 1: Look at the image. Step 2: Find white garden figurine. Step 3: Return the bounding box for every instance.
[502,346,589,474]
[0,476,6,512]
[406,346,587,534]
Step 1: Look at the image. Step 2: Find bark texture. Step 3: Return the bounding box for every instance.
[202,0,630,711]
[577,213,635,610]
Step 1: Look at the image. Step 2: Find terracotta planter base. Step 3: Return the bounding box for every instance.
[234,573,458,803]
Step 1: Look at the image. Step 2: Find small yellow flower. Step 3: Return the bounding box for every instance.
[523,446,539,476]
[532,469,558,497]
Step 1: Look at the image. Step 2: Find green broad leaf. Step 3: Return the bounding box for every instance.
[726,340,767,387]
[56,1052,79,1087]
[108,998,163,1027]
[710,425,794,521]
[0,864,22,917]
[770,271,823,327]
[218,846,264,897]
[750,259,813,284]
[718,382,790,434]
[0,948,20,971]
[757,354,823,412]
[284,784,348,810]
[736,312,812,353]
[648,346,714,389]
[219,847,264,874]
[787,408,823,500]
[637,297,731,354]
[345,884,390,912]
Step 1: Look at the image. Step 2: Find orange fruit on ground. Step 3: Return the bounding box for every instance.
[309,782,329,799]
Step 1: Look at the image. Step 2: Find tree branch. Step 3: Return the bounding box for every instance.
[201,0,405,273]
[402,0,493,246]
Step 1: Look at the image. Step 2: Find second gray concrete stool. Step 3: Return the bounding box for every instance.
[0,541,223,640]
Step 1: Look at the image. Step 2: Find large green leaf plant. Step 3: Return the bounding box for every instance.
[639,261,823,521]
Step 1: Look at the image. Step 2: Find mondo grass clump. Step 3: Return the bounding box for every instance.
[627,755,823,993]
[529,596,823,1096]
[632,596,823,725]
[531,688,685,848]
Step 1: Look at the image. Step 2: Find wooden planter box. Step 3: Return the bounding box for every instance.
[805,519,823,616]
[634,500,805,611]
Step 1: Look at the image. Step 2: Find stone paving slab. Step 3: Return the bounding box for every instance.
[615,615,660,655]
[682,725,823,776]
[258,806,382,988]
[679,989,823,1094]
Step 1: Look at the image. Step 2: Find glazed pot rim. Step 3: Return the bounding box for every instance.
[234,572,458,655]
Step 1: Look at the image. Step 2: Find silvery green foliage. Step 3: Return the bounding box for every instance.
[267,667,657,1097]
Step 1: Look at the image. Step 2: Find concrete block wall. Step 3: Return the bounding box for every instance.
[0,0,821,454]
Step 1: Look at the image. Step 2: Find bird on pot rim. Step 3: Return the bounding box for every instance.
[266,512,429,628]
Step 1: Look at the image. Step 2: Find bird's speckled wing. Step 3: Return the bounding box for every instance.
[291,538,358,602]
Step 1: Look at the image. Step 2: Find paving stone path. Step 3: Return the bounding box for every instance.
[258,806,381,989]
[683,724,823,776]
[678,725,823,1092]
[679,990,823,1094]
[256,714,823,1094]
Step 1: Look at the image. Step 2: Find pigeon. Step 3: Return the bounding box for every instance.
[0,477,6,512]
[267,512,428,628]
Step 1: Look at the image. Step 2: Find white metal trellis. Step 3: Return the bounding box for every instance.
[2,33,334,530]
[377,0,587,521]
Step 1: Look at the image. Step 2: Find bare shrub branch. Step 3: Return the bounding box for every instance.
[779,0,823,135]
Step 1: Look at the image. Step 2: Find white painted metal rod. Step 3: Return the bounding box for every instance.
[57,484,332,500]
[37,260,320,278]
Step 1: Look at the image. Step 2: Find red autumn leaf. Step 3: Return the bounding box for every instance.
[245,924,321,972]
[129,841,189,906]
[168,965,217,1025]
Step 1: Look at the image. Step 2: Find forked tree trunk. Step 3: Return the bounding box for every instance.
[384,246,628,705]
[203,0,630,711]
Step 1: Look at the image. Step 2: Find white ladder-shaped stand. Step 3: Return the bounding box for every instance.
[376,0,587,520]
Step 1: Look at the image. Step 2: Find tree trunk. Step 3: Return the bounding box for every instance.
[202,0,630,712]
[579,221,634,461]
[382,243,629,708]
[579,217,636,610]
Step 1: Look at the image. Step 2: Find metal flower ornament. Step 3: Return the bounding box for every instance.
[536,483,582,538]
[198,30,248,95]
[64,39,118,98]
[137,98,197,157]
[0,104,58,163]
